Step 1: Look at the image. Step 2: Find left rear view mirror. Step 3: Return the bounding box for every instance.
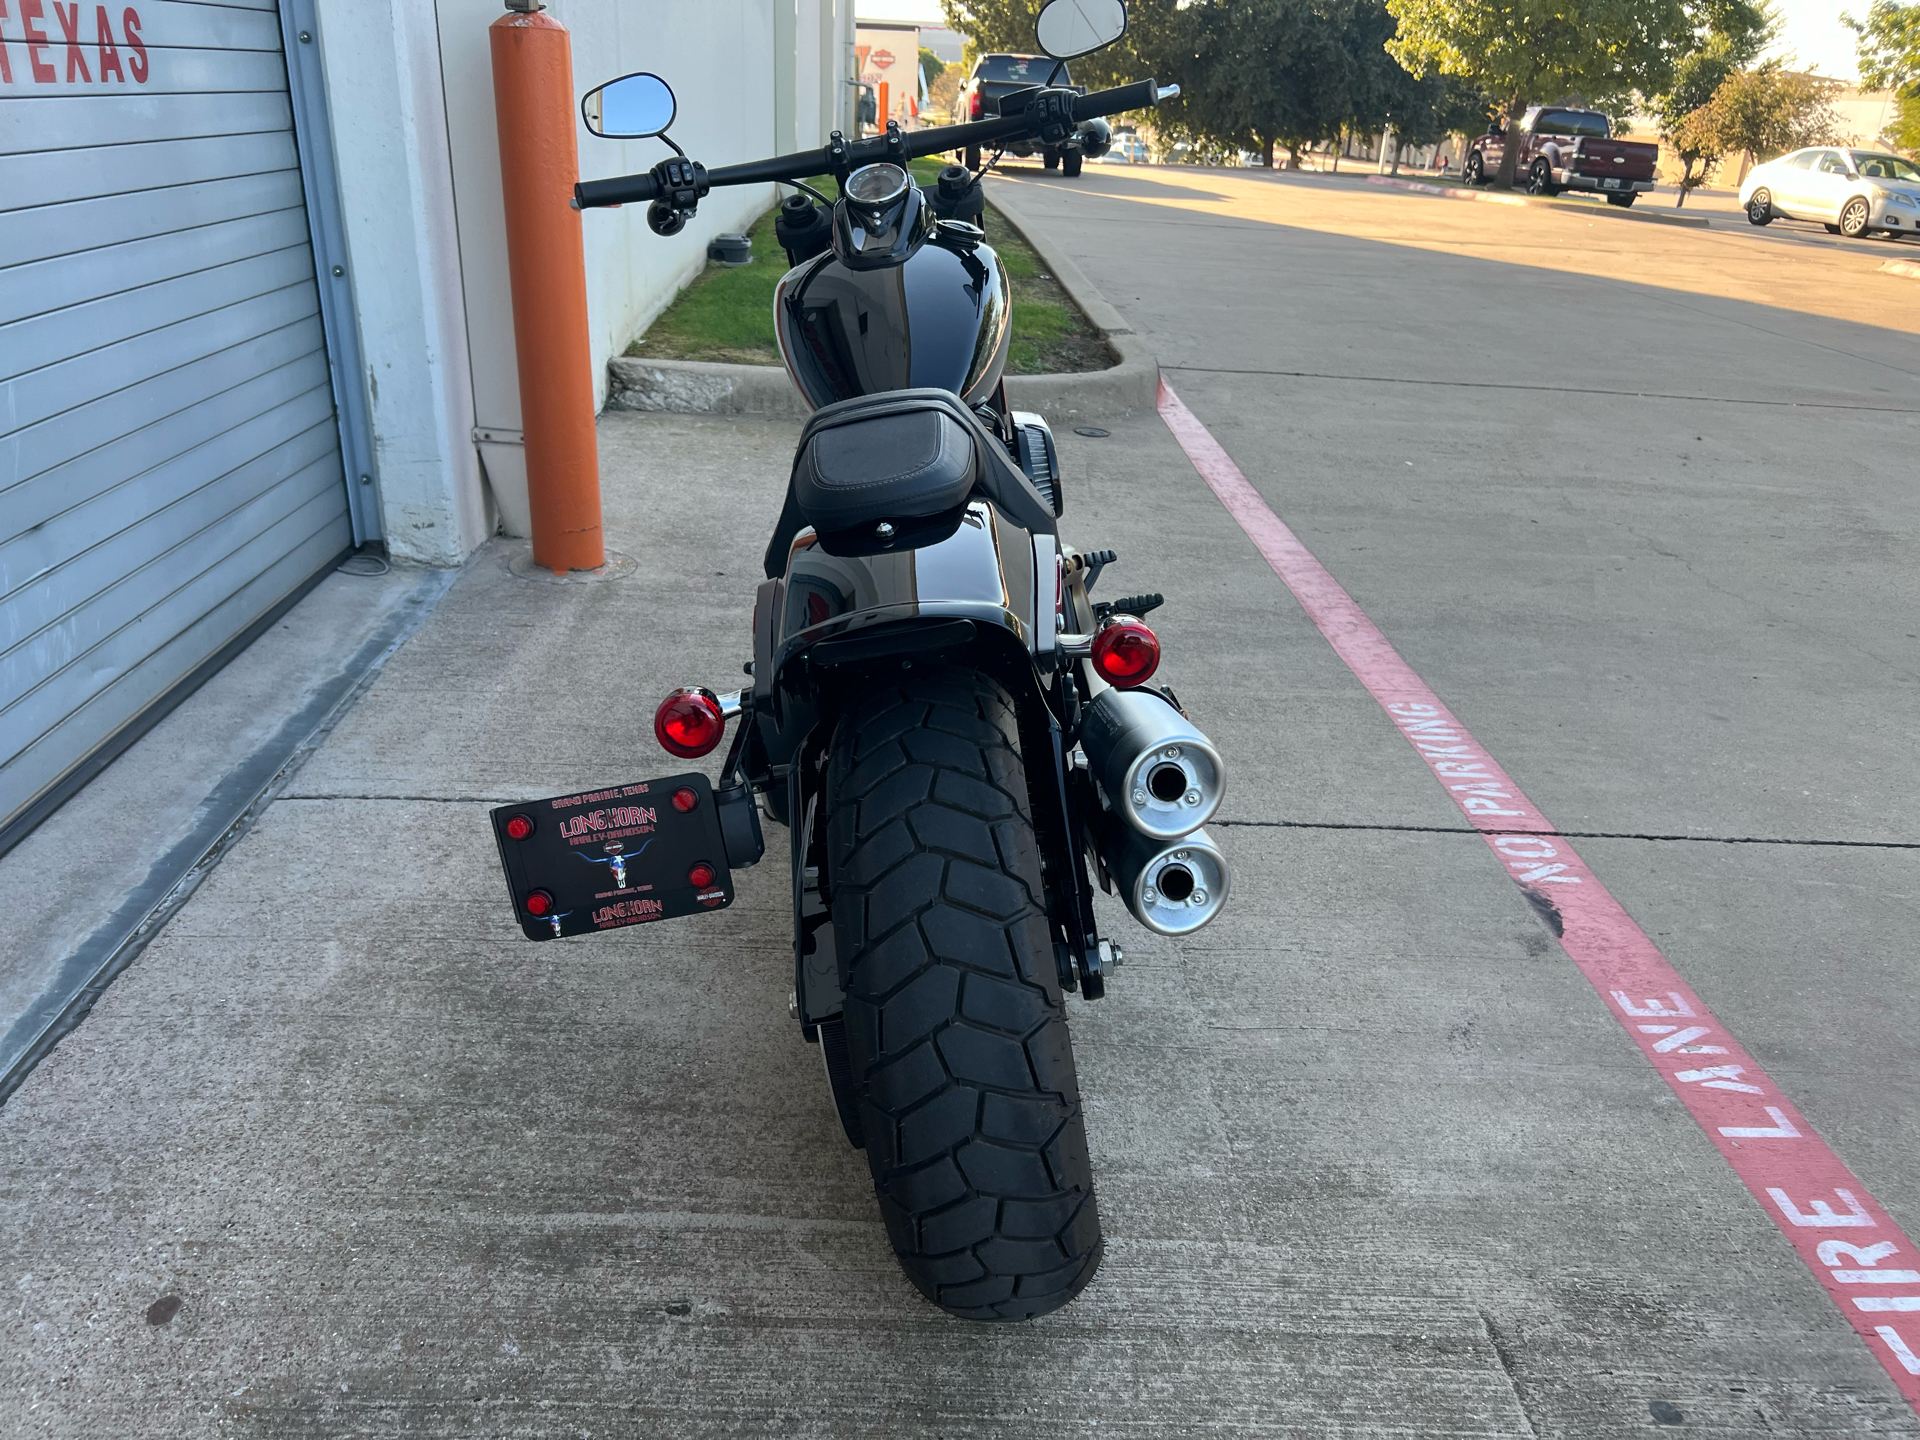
[581,72,677,139]
[1034,0,1128,59]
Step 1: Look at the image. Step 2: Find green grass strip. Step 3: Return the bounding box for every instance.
[626,163,1113,375]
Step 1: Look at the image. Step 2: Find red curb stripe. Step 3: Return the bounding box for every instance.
[1157,375,1920,1408]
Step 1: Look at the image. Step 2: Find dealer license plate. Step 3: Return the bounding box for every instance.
[490,773,733,940]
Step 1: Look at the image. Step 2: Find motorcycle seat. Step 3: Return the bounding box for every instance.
[766,389,1056,576]
[793,395,975,529]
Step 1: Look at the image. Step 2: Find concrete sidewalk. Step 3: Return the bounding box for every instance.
[0,561,452,1102]
[8,167,1920,1434]
[6,398,1912,1436]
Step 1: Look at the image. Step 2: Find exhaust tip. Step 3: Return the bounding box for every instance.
[1081,687,1225,840]
[1119,829,1231,936]
[1120,737,1224,839]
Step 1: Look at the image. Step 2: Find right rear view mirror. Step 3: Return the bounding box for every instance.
[1035,0,1128,59]
[581,72,677,139]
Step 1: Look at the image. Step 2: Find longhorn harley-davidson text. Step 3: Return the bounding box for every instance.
[488,1,1229,1321]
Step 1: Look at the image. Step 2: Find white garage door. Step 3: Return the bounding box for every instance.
[0,0,361,847]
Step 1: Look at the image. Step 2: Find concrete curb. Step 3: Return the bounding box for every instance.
[1366,174,1712,228]
[1880,258,1920,280]
[0,564,459,1105]
[607,354,809,418]
[603,186,1158,423]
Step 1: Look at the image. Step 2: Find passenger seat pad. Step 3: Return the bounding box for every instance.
[794,408,976,529]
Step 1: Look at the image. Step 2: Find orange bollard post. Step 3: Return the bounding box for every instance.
[490,1,605,574]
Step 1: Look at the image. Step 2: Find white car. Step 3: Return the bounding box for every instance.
[1740,147,1920,239]
[1096,133,1149,164]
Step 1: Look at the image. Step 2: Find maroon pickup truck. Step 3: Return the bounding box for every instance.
[1463,107,1659,207]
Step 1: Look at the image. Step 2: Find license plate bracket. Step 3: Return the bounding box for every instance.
[491,773,733,940]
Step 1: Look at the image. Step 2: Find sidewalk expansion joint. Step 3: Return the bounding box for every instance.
[1211,818,1920,849]
[279,793,509,804]
[1477,1310,1543,1438]
[1163,366,1920,414]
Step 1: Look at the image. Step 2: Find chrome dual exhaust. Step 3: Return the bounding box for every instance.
[1078,687,1231,935]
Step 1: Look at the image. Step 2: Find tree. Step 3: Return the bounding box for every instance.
[1338,0,1406,150]
[1382,71,1494,169]
[1207,0,1361,168]
[943,0,1147,87]
[1845,0,1920,150]
[1653,0,1775,204]
[940,0,1473,175]
[1384,0,1694,187]
[1665,91,1732,196]
[919,47,946,91]
[943,0,1356,168]
[1675,62,1842,177]
[919,47,962,120]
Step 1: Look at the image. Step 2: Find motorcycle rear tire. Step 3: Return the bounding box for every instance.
[824,667,1103,1321]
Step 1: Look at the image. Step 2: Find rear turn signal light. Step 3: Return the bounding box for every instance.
[687,861,717,889]
[655,687,726,758]
[1090,617,1160,688]
[524,889,555,917]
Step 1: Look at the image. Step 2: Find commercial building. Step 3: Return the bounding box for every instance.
[0,0,852,850]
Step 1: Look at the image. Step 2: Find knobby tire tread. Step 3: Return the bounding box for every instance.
[826,668,1102,1321]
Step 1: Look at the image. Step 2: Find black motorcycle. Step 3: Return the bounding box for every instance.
[490,0,1230,1321]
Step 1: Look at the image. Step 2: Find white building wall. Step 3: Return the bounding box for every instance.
[313,0,487,567]
[795,0,824,150]
[1830,88,1898,148]
[317,0,844,551]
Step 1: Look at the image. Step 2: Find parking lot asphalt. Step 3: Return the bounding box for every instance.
[3,166,1917,1437]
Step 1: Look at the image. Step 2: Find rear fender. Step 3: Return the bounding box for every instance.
[742,498,1043,803]
[765,500,1040,698]
[754,507,1101,1012]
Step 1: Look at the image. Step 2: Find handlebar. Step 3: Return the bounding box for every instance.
[1070,79,1163,125]
[573,79,1171,211]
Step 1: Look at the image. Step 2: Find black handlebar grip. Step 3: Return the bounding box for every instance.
[1070,79,1159,123]
[573,173,660,209]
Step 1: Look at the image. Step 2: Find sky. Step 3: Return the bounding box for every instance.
[1772,0,1862,81]
[854,0,1866,84]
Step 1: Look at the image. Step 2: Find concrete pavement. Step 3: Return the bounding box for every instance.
[0,561,452,1100]
[1006,164,1920,1418]
[3,165,1918,1436]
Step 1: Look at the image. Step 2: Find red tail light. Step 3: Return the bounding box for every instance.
[1091,617,1161,687]
[671,787,700,813]
[504,813,534,841]
[654,688,726,757]
[970,93,983,120]
[688,861,717,889]
[524,889,555,917]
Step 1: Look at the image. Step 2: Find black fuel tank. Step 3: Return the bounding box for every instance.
[775,233,1012,409]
